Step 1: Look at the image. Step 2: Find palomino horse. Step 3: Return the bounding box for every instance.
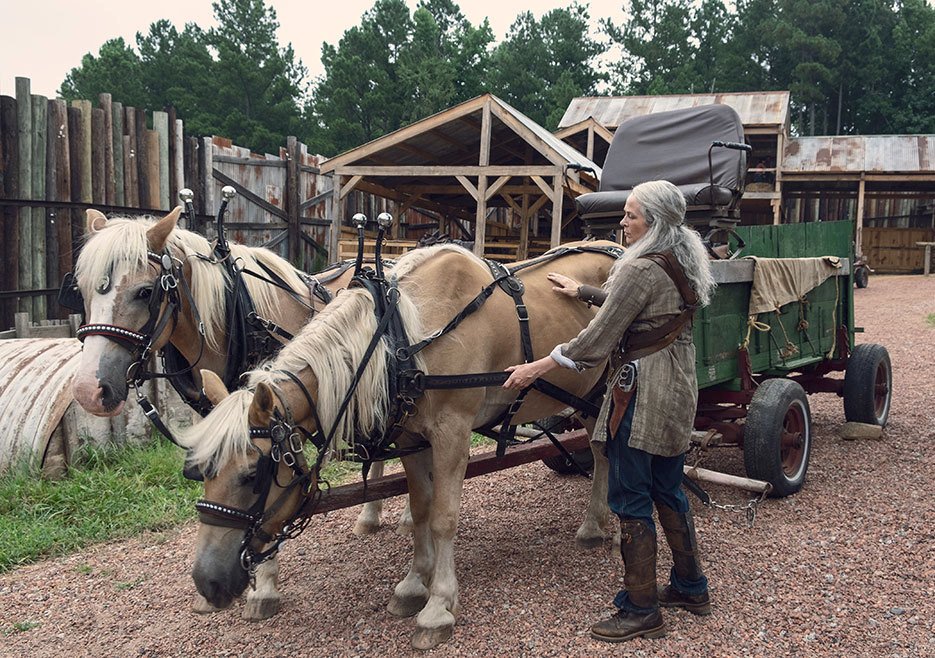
[179,242,618,649]
[69,207,375,619]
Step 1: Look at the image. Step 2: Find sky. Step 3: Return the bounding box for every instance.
[2,0,626,99]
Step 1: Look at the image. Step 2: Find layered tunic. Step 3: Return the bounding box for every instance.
[556,257,699,457]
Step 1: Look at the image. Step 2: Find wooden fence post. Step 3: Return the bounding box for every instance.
[112,101,124,206]
[16,78,32,316]
[0,95,20,328]
[99,93,115,205]
[154,111,169,210]
[47,99,71,302]
[286,136,300,266]
[91,106,105,204]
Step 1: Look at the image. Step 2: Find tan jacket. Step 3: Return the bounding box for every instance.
[559,257,699,456]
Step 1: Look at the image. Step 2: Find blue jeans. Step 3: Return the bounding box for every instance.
[607,396,708,611]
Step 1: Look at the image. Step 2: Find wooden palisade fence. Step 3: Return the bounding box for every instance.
[0,76,433,331]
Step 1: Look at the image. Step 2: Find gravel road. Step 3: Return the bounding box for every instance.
[1,274,933,658]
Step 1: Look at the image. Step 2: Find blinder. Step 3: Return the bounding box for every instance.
[58,272,85,313]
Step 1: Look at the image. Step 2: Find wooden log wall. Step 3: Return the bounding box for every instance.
[863,227,935,273]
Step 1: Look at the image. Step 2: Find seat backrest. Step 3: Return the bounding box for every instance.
[600,104,747,197]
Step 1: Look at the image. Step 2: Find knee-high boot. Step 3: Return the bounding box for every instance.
[590,520,666,642]
[657,503,711,615]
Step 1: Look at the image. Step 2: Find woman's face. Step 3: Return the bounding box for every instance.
[621,196,649,245]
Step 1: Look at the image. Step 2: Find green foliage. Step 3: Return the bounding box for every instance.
[60,38,148,106]
[489,3,606,129]
[0,439,201,573]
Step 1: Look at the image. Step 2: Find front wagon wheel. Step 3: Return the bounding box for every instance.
[743,379,812,498]
[537,415,594,475]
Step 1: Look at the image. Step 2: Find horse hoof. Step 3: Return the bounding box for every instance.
[353,519,381,536]
[243,597,281,620]
[575,534,605,550]
[412,624,453,650]
[192,594,226,614]
[387,594,427,618]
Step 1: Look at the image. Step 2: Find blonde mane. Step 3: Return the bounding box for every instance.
[179,247,454,472]
[74,215,308,351]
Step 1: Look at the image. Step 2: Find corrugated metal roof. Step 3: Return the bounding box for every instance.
[782,135,935,173]
[558,91,790,129]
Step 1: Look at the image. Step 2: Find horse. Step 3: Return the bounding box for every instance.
[68,206,376,620]
[178,242,619,649]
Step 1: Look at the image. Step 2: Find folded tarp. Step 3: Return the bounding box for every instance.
[747,256,842,316]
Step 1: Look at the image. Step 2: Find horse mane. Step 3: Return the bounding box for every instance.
[74,215,308,351]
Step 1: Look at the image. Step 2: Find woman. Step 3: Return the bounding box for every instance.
[503,180,716,643]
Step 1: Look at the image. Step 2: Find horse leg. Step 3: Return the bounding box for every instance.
[412,429,470,651]
[354,461,385,535]
[242,556,282,620]
[576,418,614,549]
[396,498,413,536]
[388,449,434,618]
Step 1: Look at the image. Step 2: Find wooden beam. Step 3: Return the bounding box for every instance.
[474,176,488,257]
[856,176,866,257]
[485,175,510,201]
[335,165,560,177]
[479,99,492,167]
[586,126,595,161]
[530,175,552,198]
[329,176,343,262]
[518,193,530,261]
[212,168,288,221]
[286,136,300,266]
[773,130,784,224]
[488,99,565,167]
[339,174,363,199]
[455,175,479,201]
[500,192,522,215]
[551,176,564,248]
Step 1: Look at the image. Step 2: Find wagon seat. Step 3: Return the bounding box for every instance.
[576,104,748,237]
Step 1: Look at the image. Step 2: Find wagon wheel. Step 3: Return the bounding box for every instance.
[854,266,870,289]
[843,343,892,426]
[743,379,812,498]
[538,415,594,475]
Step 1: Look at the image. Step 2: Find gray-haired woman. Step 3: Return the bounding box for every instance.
[504,180,716,642]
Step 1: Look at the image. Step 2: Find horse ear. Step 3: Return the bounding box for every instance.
[146,206,182,252]
[85,209,108,234]
[249,382,275,427]
[201,370,229,406]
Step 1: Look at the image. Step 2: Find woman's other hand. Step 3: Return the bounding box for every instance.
[503,356,559,390]
[547,272,580,298]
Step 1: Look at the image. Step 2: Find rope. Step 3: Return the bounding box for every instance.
[826,275,841,358]
[740,316,771,350]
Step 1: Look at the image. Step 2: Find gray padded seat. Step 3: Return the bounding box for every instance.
[576,104,746,223]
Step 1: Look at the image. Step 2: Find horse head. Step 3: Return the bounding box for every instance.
[71,207,191,416]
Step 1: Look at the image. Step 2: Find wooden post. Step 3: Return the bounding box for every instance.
[90,107,105,204]
[773,130,784,224]
[47,99,71,296]
[201,137,215,220]
[855,176,865,257]
[173,118,184,206]
[286,136,301,266]
[0,95,20,328]
[330,175,343,263]
[166,107,178,204]
[112,101,124,206]
[473,99,492,258]
[31,95,48,319]
[586,126,595,162]
[135,110,149,208]
[99,93,115,205]
[518,192,530,261]
[550,175,564,248]
[67,105,84,254]
[15,78,32,315]
[123,107,139,207]
[153,111,169,210]
[146,130,160,210]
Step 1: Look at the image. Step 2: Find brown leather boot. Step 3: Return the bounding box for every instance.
[590,520,666,642]
[657,503,711,615]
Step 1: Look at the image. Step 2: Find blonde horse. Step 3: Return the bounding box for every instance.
[179,242,618,649]
[69,207,368,619]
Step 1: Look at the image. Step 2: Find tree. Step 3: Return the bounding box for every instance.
[489,3,606,129]
[60,38,148,106]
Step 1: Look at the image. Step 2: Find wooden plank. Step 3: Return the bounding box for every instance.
[212,168,288,222]
[286,136,300,266]
[134,109,149,208]
[856,177,865,257]
[551,175,563,248]
[473,175,488,257]
[518,192,530,261]
[338,174,362,200]
[47,99,71,295]
[488,99,565,167]
[200,137,214,217]
[167,108,178,204]
[479,99,491,167]
[123,107,139,207]
[0,95,20,327]
[212,155,287,168]
[112,102,124,206]
[71,100,92,204]
[98,94,115,204]
[455,175,478,201]
[484,175,510,201]
[153,111,170,210]
[31,95,48,319]
[311,429,591,514]
[530,175,552,198]
[173,118,184,207]
[15,79,32,316]
[90,107,105,204]
[335,165,560,177]
[330,176,343,262]
[145,130,161,210]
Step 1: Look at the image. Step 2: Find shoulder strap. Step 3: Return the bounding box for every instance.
[619,251,699,362]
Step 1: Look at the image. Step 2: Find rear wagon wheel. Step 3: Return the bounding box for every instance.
[743,379,812,498]
[843,343,892,426]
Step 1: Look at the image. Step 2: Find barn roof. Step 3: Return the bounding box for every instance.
[554,118,615,167]
[558,91,790,130]
[783,135,935,174]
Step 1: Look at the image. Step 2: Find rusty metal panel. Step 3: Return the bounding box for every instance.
[782,137,830,171]
[864,136,919,172]
[0,338,81,471]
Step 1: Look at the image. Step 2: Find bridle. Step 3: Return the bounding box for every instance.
[72,249,208,407]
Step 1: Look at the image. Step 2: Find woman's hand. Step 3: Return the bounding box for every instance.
[547,272,580,298]
[503,356,559,390]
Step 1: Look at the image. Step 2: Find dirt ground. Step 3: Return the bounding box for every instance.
[1,274,933,658]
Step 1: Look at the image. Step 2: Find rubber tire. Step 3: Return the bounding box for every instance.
[843,343,892,426]
[538,415,595,475]
[743,379,812,498]
[855,266,869,289]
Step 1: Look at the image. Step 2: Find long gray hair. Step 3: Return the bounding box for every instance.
[608,180,716,306]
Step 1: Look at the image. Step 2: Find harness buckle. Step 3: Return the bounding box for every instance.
[289,432,304,454]
[161,273,177,291]
[515,304,529,322]
[282,451,296,468]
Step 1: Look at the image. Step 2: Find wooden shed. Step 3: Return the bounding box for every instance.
[320,94,601,262]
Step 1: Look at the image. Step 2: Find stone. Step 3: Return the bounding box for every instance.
[840,422,884,441]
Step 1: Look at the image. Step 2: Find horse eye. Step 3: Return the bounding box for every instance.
[136,287,152,301]
[239,471,256,486]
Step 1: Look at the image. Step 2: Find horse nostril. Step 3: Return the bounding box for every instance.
[100,382,118,410]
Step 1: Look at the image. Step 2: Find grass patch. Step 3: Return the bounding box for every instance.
[926,313,935,328]
[0,439,202,574]
[2,621,39,636]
